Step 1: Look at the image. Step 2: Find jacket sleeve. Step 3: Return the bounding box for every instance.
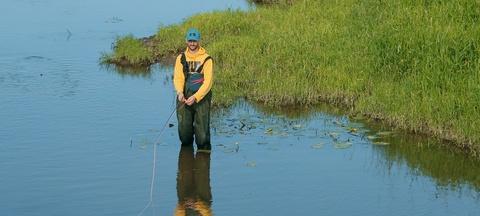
[173,55,185,95]
[193,58,213,102]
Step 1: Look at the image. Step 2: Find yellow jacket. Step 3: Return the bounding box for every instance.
[173,47,213,102]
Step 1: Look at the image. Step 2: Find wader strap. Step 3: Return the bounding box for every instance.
[196,56,212,72]
[180,53,213,74]
[180,52,189,78]
[180,52,189,94]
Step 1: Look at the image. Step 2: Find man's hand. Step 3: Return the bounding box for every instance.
[185,96,196,106]
[177,93,185,103]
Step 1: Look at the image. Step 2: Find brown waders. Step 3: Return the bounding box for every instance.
[176,90,212,151]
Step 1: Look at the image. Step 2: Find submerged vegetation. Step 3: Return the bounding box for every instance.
[102,0,480,155]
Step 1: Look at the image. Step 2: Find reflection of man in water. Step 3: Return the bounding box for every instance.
[175,146,212,216]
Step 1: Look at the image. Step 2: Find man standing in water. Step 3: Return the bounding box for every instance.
[174,28,213,152]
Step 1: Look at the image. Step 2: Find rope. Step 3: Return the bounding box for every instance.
[136,102,184,216]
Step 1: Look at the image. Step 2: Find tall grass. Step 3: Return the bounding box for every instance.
[103,0,480,155]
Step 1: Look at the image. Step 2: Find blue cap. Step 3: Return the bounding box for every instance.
[185,28,201,41]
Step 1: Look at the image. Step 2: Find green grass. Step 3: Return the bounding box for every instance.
[101,35,154,66]
[103,0,480,155]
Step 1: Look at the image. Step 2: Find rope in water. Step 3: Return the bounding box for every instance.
[136,102,184,216]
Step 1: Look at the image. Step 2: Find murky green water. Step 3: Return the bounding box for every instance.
[1,0,479,215]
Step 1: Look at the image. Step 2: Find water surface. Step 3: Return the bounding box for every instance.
[1,0,479,215]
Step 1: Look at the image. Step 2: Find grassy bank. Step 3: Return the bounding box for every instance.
[102,0,480,155]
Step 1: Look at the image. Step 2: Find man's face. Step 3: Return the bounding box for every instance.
[187,40,199,52]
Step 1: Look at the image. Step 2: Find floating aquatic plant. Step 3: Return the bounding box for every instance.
[334,142,353,149]
[246,161,257,167]
[311,143,324,149]
[373,141,390,146]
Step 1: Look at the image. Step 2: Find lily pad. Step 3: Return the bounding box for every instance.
[334,142,353,149]
[264,128,274,135]
[292,124,303,129]
[310,143,324,149]
[366,135,379,140]
[377,131,394,136]
[246,161,257,167]
[373,141,390,146]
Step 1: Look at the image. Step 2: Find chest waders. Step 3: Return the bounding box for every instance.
[177,52,213,151]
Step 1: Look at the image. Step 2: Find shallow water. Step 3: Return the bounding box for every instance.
[1,0,479,215]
